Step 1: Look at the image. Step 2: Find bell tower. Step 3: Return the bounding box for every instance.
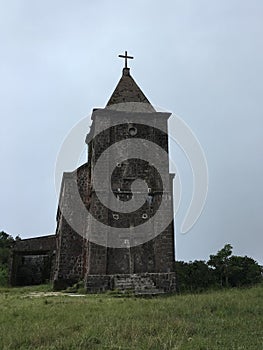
[84,52,176,293]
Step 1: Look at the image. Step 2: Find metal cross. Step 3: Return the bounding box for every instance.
[118,51,134,68]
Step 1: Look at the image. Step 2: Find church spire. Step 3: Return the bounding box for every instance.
[106,52,155,112]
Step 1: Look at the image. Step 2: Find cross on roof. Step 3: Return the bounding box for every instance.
[118,51,134,68]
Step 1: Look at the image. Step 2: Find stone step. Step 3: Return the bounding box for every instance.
[114,275,164,294]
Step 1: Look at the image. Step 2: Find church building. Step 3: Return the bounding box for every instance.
[10,53,176,294]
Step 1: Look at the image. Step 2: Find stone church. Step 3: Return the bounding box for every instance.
[10,53,176,294]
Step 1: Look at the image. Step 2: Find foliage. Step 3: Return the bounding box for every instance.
[208,243,233,287]
[175,260,216,293]
[176,244,262,293]
[207,244,262,288]
[0,231,14,266]
[0,265,8,286]
[228,255,262,287]
[64,280,86,294]
[0,231,14,286]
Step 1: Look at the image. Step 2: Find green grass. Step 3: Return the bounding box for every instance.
[0,284,262,350]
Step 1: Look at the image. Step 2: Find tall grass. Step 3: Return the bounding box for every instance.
[0,284,262,349]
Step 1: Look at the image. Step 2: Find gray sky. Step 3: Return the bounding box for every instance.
[0,0,262,264]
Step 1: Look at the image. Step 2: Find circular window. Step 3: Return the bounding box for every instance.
[128,126,137,136]
[113,213,119,220]
[142,213,148,219]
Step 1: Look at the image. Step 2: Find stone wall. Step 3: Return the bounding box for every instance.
[53,168,89,290]
[84,109,175,280]
[9,235,56,286]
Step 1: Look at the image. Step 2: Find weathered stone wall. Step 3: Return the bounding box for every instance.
[12,235,56,253]
[83,109,175,281]
[9,235,56,286]
[53,216,85,290]
[53,166,89,290]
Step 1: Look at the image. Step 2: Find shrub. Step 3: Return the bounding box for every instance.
[0,265,8,286]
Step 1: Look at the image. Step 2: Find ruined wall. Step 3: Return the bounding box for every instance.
[10,235,56,286]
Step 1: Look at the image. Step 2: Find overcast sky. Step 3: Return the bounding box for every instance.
[0,0,262,264]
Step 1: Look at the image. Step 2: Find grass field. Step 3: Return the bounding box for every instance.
[0,284,262,350]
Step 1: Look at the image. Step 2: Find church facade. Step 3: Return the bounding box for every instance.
[10,55,176,294]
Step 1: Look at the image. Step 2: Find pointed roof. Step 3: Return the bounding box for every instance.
[106,68,155,112]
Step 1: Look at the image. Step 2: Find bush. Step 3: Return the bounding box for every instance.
[175,260,216,293]
[228,256,263,287]
[65,280,86,294]
[0,266,8,286]
[176,244,263,293]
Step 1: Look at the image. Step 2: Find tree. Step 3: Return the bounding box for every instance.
[208,244,233,287]
[175,261,191,292]
[0,231,14,266]
[175,260,216,292]
[0,231,14,286]
[228,255,262,287]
